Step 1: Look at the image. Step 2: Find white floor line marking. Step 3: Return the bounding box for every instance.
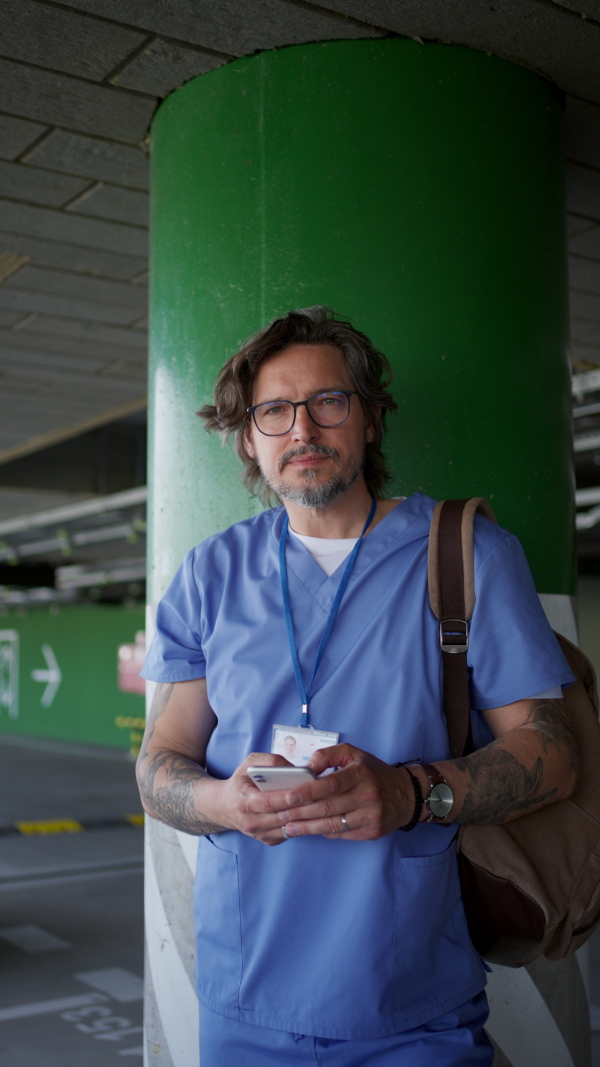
[0,860,143,893]
[75,967,144,1003]
[0,923,71,953]
[119,1046,144,1056]
[486,965,575,1067]
[96,1026,144,1041]
[0,992,108,1023]
[145,829,199,1067]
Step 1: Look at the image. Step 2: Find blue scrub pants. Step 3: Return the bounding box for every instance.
[199,992,493,1066]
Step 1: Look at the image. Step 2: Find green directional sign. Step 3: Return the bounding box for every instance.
[0,604,145,750]
[31,643,62,707]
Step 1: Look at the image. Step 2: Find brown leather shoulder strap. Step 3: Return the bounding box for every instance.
[428,497,497,621]
[428,497,497,759]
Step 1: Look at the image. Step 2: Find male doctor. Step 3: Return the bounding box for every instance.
[138,306,576,1066]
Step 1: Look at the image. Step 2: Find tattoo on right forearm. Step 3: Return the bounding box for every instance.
[144,751,227,835]
[137,683,226,836]
[138,682,173,764]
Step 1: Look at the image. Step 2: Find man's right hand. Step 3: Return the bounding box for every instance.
[215,752,297,846]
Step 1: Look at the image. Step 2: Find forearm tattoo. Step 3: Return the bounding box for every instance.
[137,683,226,836]
[454,699,577,825]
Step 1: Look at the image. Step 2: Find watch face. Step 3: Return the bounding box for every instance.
[429,782,454,818]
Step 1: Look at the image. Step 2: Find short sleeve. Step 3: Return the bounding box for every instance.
[141,550,206,682]
[468,530,575,710]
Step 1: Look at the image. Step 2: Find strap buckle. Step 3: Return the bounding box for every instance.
[439,619,469,654]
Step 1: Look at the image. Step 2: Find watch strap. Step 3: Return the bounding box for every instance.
[420,763,453,823]
[421,763,446,790]
[395,765,423,832]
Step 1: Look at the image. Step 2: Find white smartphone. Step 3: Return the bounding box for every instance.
[247,766,315,791]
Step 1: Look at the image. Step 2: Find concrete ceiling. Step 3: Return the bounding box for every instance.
[0,0,599,541]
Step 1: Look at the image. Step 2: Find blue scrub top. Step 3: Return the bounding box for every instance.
[142,493,574,1039]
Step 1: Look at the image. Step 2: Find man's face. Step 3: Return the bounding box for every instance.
[245,344,374,509]
[283,736,296,757]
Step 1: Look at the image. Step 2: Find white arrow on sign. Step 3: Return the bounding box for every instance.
[31,644,62,707]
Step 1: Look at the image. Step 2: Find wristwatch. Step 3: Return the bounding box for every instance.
[421,763,454,823]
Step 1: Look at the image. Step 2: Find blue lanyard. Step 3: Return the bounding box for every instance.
[279,497,377,728]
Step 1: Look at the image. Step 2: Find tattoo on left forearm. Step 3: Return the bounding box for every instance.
[453,699,576,825]
[455,748,557,823]
[524,698,577,770]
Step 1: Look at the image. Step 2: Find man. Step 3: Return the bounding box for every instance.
[283,735,297,760]
[138,306,576,1066]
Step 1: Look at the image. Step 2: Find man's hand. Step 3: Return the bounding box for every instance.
[241,743,416,841]
[241,696,579,840]
[136,682,413,845]
[137,681,295,844]
[216,752,301,846]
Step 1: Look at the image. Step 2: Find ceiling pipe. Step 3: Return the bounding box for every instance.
[0,486,147,538]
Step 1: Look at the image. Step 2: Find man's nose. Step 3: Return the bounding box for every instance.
[290,403,319,442]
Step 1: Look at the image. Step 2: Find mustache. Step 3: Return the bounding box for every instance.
[278,444,340,472]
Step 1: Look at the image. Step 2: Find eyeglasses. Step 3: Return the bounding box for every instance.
[247,390,357,437]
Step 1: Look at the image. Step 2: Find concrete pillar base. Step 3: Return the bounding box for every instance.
[488,955,589,1067]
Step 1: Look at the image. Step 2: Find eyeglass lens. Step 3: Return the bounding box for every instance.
[254,392,350,435]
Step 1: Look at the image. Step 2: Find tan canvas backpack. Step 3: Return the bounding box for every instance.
[428,497,600,966]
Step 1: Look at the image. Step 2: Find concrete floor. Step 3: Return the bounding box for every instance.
[0,734,599,1066]
[0,735,144,1065]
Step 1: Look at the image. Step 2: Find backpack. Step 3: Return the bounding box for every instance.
[428,497,600,966]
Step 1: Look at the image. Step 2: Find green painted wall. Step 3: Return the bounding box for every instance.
[149,38,572,599]
[0,605,145,749]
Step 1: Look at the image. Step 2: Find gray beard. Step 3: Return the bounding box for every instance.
[265,445,364,509]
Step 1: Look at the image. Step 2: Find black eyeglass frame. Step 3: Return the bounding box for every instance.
[247,390,358,437]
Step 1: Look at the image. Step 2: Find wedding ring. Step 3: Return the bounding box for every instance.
[340,814,350,832]
[282,826,289,840]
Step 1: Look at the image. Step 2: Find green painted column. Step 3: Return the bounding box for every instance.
[148,37,572,606]
[146,38,582,1067]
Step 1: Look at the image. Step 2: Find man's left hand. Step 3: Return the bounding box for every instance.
[255,743,415,840]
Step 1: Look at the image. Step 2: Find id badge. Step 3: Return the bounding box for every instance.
[271,724,339,768]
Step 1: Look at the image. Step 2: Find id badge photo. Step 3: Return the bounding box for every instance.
[271,724,339,767]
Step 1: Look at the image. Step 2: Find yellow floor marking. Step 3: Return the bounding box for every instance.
[125,814,145,827]
[15,819,84,835]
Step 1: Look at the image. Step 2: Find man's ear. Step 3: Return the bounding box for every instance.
[365,405,380,445]
[243,424,256,459]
